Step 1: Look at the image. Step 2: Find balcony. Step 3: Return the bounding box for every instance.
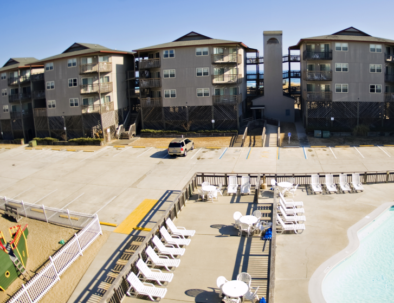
[80,62,112,74]
[32,91,46,99]
[8,77,19,86]
[139,58,160,70]
[81,101,114,114]
[212,74,240,85]
[303,50,332,60]
[385,53,394,62]
[20,93,31,100]
[19,75,31,84]
[140,97,162,107]
[303,71,332,81]
[212,54,242,64]
[385,73,394,83]
[212,94,242,105]
[80,82,113,94]
[139,78,161,89]
[8,94,20,103]
[34,108,48,117]
[10,111,22,119]
[303,91,332,101]
[385,93,394,102]
[31,73,44,82]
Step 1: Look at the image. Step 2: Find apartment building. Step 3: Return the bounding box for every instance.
[289,27,394,130]
[133,32,256,131]
[0,43,134,141]
[0,58,45,140]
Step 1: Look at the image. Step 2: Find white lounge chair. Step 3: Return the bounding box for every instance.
[276,214,305,234]
[279,196,305,215]
[228,176,238,195]
[279,206,306,223]
[160,226,191,248]
[216,276,228,297]
[240,176,251,195]
[287,184,298,197]
[352,173,364,192]
[244,286,259,302]
[279,193,303,208]
[325,174,337,193]
[166,218,195,238]
[137,259,174,286]
[146,246,180,271]
[126,272,167,301]
[339,174,351,193]
[152,235,185,259]
[311,174,322,194]
[233,211,242,229]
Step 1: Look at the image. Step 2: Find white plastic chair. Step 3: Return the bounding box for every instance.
[197,188,206,201]
[276,214,305,234]
[270,179,277,188]
[202,181,210,187]
[240,176,251,195]
[325,174,337,193]
[287,184,298,197]
[239,223,251,237]
[311,174,322,194]
[253,210,262,219]
[160,226,191,248]
[146,246,180,271]
[152,235,185,259]
[216,183,223,196]
[216,276,228,297]
[339,174,351,193]
[166,218,195,238]
[228,176,238,194]
[233,211,242,229]
[126,272,167,301]
[352,173,364,192]
[236,272,252,288]
[244,286,259,302]
[136,259,173,286]
[208,190,218,201]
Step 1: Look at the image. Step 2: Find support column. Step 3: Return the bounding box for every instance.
[30,66,37,138]
[18,70,26,141]
[357,102,359,127]
[211,105,214,130]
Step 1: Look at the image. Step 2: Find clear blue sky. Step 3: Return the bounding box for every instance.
[1,0,393,66]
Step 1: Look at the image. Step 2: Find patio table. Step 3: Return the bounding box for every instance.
[202,185,217,201]
[222,280,248,298]
[278,181,293,196]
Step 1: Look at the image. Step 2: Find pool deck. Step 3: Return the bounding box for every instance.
[275,183,394,303]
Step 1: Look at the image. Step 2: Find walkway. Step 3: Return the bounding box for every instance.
[265,124,278,147]
[295,121,310,147]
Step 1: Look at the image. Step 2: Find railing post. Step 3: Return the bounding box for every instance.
[364,172,367,184]
[42,204,48,223]
[22,284,33,303]
[21,200,27,217]
[67,209,73,227]
[75,233,83,256]
[201,173,205,183]
[224,173,228,187]
[49,256,60,281]
[387,171,390,183]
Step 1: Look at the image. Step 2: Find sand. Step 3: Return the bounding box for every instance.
[129,136,233,148]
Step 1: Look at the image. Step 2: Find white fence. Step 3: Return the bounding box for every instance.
[0,196,102,303]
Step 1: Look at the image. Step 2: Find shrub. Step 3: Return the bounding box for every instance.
[352,125,370,136]
[33,137,59,142]
[68,138,103,144]
[141,129,237,134]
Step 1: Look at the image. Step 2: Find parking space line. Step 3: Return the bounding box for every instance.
[47,193,85,220]
[219,148,228,159]
[246,148,252,159]
[277,147,280,160]
[12,187,34,199]
[191,148,201,159]
[113,147,130,157]
[33,189,58,204]
[329,147,337,159]
[303,147,308,159]
[79,146,109,163]
[354,147,365,159]
[137,147,153,158]
[94,196,117,215]
[378,146,391,157]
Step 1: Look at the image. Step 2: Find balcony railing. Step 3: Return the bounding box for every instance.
[80,82,113,94]
[19,75,31,84]
[101,101,114,113]
[212,94,242,105]
[385,93,394,102]
[303,91,332,101]
[127,70,137,80]
[303,71,332,81]
[31,73,44,82]
[283,55,301,62]
[140,97,162,107]
[212,54,242,64]
[8,77,19,86]
[81,101,114,114]
[80,62,112,74]
[385,73,394,83]
[139,58,161,69]
[303,50,332,60]
[8,94,20,103]
[212,74,240,84]
[32,91,46,99]
[20,93,31,100]
[246,57,264,65]
[385,53,394,62]
[10,111,22,119]
[139,78,161,88]
[34,108,48,117]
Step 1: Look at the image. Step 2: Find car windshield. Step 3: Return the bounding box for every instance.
[169,142,184,148]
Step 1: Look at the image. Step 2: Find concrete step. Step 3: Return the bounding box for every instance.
[268,133,278,147]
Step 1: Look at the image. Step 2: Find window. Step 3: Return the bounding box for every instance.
[335,43,348,51]
[0,73,6,80]
[163,49,175,58]
[370,84,382,93]
[1,89,7,96]
[335,84,348,93]
[45,62,54,71]
[67,58,77,67]
[99,56,109,62]
[100,76,110,83]
[197,88,210,97]
[68,78,78,87]
[370,44,382,53]
[10,88,18,95]
[3,105,8,113]
[370,64,382,73]
[196,47,209,56]
[196,68,209,77]
[163,69,176,78]
[69,98,79,107]
[164,89,176,98]
[46,81,55,90]
[335,63,348,72]
[101,95,111,103]
[47,100,56,108]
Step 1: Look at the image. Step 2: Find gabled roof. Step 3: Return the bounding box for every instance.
[332,27,371,37]
[62,42,110,53]
[0,57,39,72]
[173,31,212,42]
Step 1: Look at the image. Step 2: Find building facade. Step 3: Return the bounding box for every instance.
[290,27,394,131]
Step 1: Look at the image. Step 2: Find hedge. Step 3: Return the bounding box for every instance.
[141,129,238,134]
[68,138,103,144]
[33,137,59,142]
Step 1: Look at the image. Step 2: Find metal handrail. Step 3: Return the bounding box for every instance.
[303,91,332,101]
[139,58,161,69]
[80,62,112,73]
[212,74,240,84]
[303,50,332,60]
[212,54,242,64]
[80,82,113,94]
[212,94,242,104]
[140,97,162,107]
[303,70,332,81]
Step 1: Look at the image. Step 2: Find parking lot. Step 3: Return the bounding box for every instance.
[1,145,394,226]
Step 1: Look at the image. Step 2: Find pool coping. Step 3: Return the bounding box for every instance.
[308,202,394,303]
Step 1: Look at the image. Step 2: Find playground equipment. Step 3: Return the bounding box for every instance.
[0,224,29,291]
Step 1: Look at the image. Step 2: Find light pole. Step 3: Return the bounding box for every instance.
[62,115,67,141]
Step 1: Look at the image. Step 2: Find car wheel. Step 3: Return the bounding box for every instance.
[184,150,187,157]
[191,144,194,150]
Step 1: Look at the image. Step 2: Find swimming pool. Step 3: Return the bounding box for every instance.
[322,207,394,303]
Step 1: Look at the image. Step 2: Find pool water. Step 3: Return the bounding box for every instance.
[322,209,394,303]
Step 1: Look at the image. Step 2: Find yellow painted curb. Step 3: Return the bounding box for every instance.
[25,148,32,150]
[206,147,221,149]
[335,145,350,148]
[100,222,117,227]
[359,145,374,147]
[66,149,76,152]
[113,145,125,148]
[133,227,152,232]
[52,148,60,151]
[132,146,146,148]
[35,148,43,150]
[384,145,394,147]
[311,146,327,148]
[83,150,94,152]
